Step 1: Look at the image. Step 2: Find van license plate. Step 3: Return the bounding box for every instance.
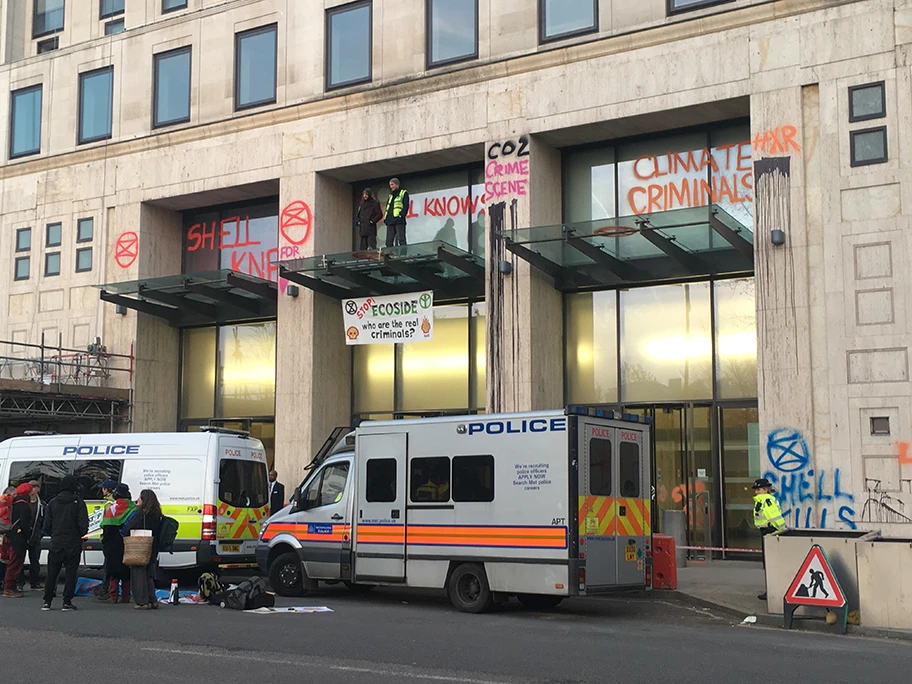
[221,544,241,554]
[625,545,636,562]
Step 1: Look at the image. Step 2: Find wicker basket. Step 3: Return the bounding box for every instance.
[123,535,153,566]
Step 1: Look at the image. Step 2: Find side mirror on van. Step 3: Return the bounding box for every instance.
[290,486,302,512]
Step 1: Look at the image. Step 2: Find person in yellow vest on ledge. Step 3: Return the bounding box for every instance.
[753,477,787,601]
[384,178,410,247]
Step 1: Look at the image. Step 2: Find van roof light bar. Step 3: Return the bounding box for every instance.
[199,426,250,437]
[22,430,58,436]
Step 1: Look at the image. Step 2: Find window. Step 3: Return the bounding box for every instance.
[618,441,641,498]
[366,458,397,502]
[154,47,192,127]
[78,67,114,144]
[410,456,450,502]
[105,18,125,35]
[667,0,734,14]
[427,0,477,67]
[37,37,59,54]
[849,82,885,122]
[46,222,62,247]
[14,257,30,281]
[10,85,42,159]
[303,462,350,508]
[73,460,123,500]
[77,217,94,242]
[45,252,60,276]
[16,227,32,252]
[540,0,597,43]
[33,0,65,38]
[870,417,891,436]
[589,438,612,495]
[8,460,70,502]
[218,459,269,508]
[162,0,188,12]
[100,0,124,19]
[850,127,888,167]
[326,1,372,89]
[76,247,93,272]
[235,25,277,110]
[452,455,494,502]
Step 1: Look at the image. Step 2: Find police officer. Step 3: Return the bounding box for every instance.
[753,477,786,600]
[384,178,410,247]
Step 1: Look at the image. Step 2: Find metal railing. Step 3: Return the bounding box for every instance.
[0,333,134,389]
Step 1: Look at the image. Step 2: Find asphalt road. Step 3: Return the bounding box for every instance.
[1,584,908,684]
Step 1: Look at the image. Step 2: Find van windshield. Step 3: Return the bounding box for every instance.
[219,459,268,508]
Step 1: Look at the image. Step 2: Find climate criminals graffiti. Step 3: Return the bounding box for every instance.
[763,428,857,530]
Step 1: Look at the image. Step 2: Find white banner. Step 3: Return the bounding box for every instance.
[342,291,434,345]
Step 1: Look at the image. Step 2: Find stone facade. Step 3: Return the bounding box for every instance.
[1,0,911,534]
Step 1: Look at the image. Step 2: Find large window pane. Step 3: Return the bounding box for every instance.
[401,305,469,411]
[429,0,477,66]
[100,0,124,19]
[181,326,216,419]
[154,47,191,127]
[565,292,618,404]
[721,407,761,552]
[669,0,734,13]
[10,85,42,158]
[163,0,188,12]
[327,2,371,88]
[218,322,276,417]
[235,25,277,109]
[589,438,612,496]
[183,202,280,281]
[715,278,757,399]
[542,0,596,41]
[8,460,69,502]
[472,301,486,411]
[33,0,65,37]
[78,67,114,144]
[219,459,269,508]
[564,147,615,223]
[352,343,394,414]
[620,283,712,402]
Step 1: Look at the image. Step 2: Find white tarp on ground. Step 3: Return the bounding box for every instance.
[245,606,334,614]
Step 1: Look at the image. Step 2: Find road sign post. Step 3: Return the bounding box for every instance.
[783,544,848,634]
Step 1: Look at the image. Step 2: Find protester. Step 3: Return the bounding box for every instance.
[384,177,410,247]
[357,188,383,250]
[269,469,285,516]
[100,483,135,603]
[42,475,89,612]
[20,480,46,591]
[0,486,16,586]
[124,489,163,610]
[3,483,33,598]
[97,479,116,593]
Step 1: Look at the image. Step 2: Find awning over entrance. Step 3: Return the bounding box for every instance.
[499,205,753,291]
[98,270,277,327]
[278,241,485,301]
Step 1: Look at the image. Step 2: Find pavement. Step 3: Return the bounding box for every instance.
[673,559,912,641]
[2,578,912,684]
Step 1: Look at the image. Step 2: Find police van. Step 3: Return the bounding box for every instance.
[0,427,270,572]
[257,407,653,612]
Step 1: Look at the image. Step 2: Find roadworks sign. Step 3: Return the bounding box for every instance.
[784,544,846,609]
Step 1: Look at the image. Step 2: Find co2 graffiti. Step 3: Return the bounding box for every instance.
[763,428,857,530]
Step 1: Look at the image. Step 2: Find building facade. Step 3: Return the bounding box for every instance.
[2,0,911,550]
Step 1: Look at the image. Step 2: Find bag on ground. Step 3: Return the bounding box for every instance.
[198,572,226,604]
[221,576,273,610]
[158,516,179,553]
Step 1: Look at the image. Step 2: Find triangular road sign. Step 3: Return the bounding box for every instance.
[784,544,846,609]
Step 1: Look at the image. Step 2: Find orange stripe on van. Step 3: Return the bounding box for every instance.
[357,525,406,545]
[406,525,567,549]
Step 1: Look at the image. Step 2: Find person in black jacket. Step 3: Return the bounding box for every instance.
[268,469,285,516]
[42,475,88,611]
[20,480,46,591]
[357,189,383,251]
[123,489,163,610]
[3,483,33,598]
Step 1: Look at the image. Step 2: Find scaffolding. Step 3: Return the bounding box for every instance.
[0,334,133,429]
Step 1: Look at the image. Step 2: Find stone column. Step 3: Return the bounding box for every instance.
[485,134,563,414]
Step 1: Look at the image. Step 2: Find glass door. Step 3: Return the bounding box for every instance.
[719,406,761,557]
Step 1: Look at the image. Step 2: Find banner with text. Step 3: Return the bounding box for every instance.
[343,291,434,345]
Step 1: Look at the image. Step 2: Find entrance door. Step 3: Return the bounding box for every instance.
[354,433,407,583]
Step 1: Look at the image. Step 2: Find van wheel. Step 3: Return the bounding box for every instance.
[343,581,375,593]
[269,552,306,597]
[448,563,494,613]
[517,594,564,611]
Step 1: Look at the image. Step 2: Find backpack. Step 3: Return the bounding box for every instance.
[197,572,226,604]
[158,516,179,552]
[221,576,274,611]
[0,494,13,536]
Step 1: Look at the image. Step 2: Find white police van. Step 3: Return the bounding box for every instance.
[0,427,269,573]
[257,407,653,612]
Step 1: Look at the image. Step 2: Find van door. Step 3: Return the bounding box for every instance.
[354,433,406,583]
[295,459,352,580]
[615,427,649,586]
[578,420,617,588]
